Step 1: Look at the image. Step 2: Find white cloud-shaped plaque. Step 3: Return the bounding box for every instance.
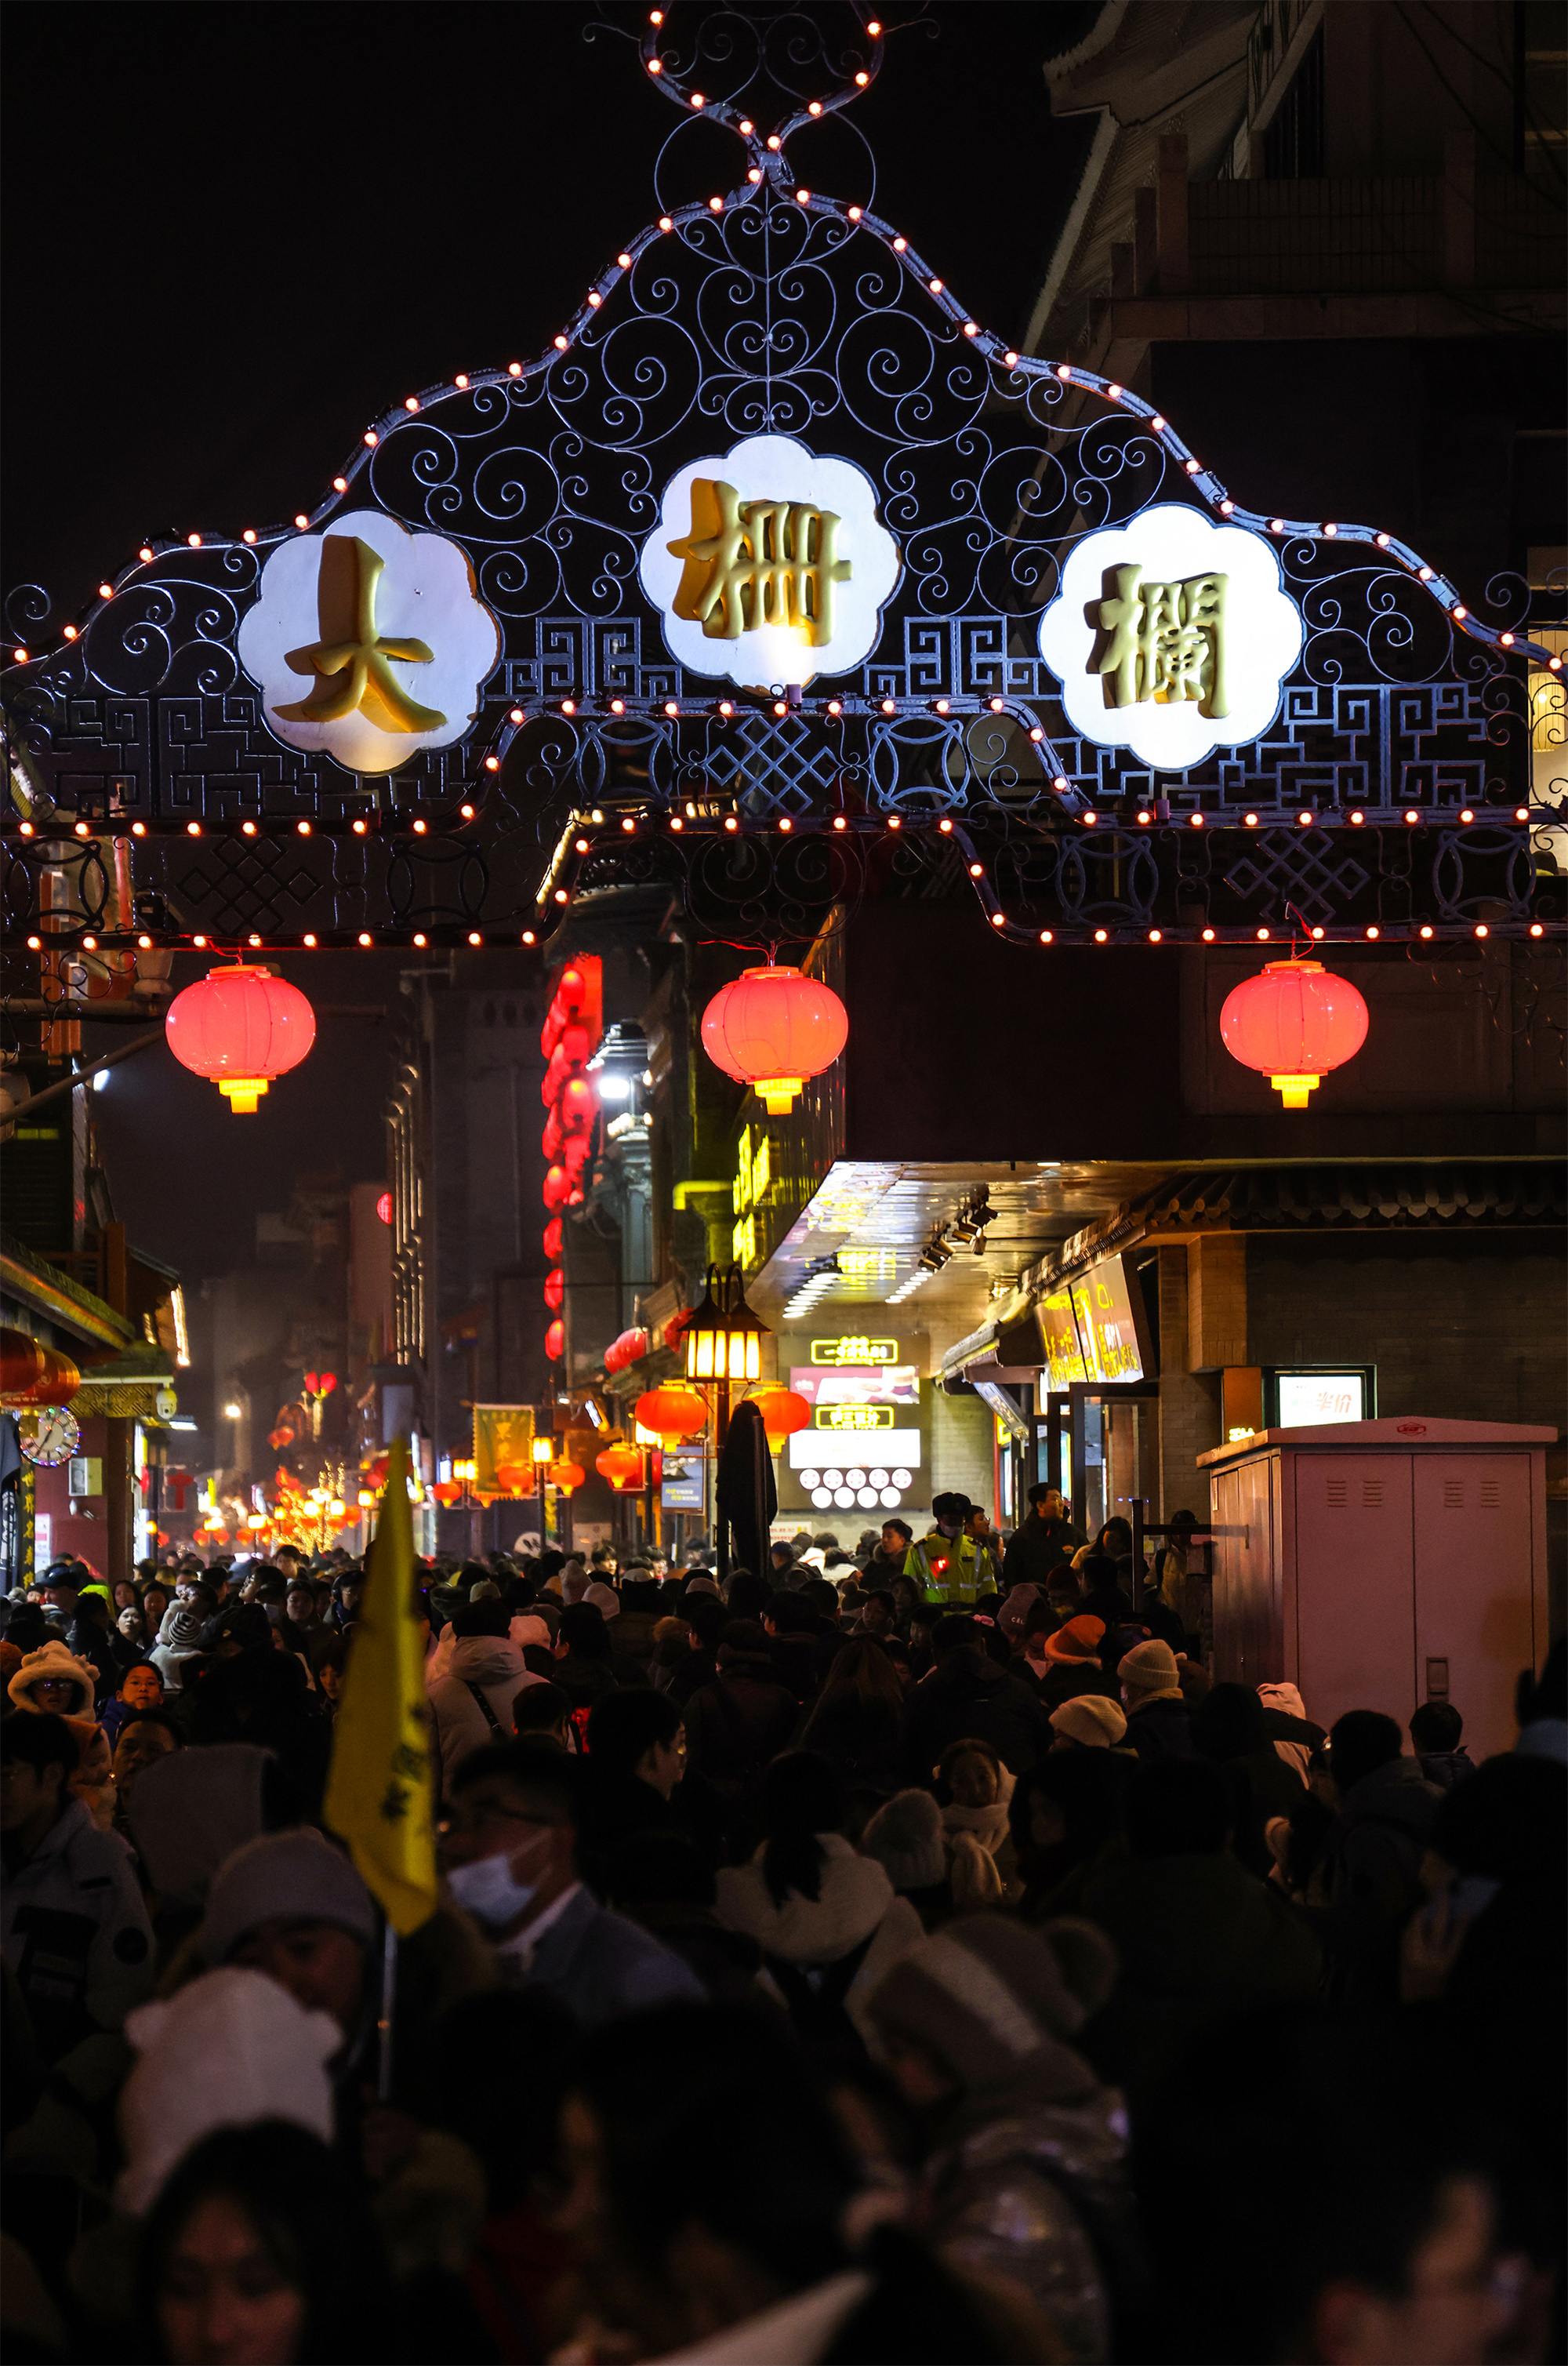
[1038,503,1303,768]
[238,511,500,776]
[640,434,899,689]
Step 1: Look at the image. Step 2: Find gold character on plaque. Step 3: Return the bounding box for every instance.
[1092,565,1229,718]
[667,479,851,646]
[278,536,447,733]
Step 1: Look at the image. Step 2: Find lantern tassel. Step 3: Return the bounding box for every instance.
[1272,1074,1319,1109]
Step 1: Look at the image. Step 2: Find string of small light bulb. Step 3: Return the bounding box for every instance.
[3,4,1557,961]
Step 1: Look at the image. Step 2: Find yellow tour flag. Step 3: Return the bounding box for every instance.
[323,1436,438,1935]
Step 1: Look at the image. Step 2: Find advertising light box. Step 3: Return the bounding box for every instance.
[777,1336,927,1518]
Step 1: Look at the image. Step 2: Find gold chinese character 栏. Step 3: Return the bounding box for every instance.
[279,535,448,733]
[668,480,851,646]
[1091,565,1229,718]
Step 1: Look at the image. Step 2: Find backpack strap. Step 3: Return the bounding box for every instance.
[464,1680,506,1739]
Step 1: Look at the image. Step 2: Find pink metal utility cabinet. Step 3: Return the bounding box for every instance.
[1198,1418,1555,1763]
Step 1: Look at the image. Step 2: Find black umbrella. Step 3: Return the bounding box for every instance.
[715,1396,776,1581]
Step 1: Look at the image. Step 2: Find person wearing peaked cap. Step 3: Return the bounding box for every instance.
[1051,1694,1130,1750]
[864,1913,1133,2357]
[1118,1638,1196,1762]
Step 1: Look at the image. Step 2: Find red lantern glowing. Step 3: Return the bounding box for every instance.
[165,962,316,1113]
[1220,959,1369,1109]
[553,1459,586,1496]
[596,1442,644,1492]
[542,1109,564,1162]
[543,1267,564,1311]
[376,1190,393,1224]
[700,965,848,1114]
[0,1328,79,1406]
[746,1386,811,1449]
[545,1318,565,1361]
[543,1165,570,1212]
[604,1328,650,1373]
[635,1383,708,1445]
[543,1218,562,1259]
[558,1075,596,1135]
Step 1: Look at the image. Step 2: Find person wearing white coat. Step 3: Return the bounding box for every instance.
[427,1607,543,1797]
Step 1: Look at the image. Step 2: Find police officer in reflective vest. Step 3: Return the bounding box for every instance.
[903,1492,997,1606]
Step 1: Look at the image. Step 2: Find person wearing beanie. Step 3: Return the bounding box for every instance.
[1117,1639,1196,1762]
[115,1965,339,2216]
[1022,1617,1123,1735]
[864,1912,1132,2359]
[933,1739,1017,1910]
[583,1579,620,1621]
[1051,1695,1130,1750]
[201,1829,378,2038]
[858,1790,953,1930]
[6,1640,115,1824]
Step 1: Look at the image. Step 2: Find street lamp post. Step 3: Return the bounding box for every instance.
[532,1434,554,1554]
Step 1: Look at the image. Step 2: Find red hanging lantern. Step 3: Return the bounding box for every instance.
[596,1441,644,1492]
[1220,959,1369,1109]
[543,1218,563,1259]
[493,1460,532,1496]
[543,1267,565,1311]
[604,1328,650,1373]
[542,1109,564,1162]
[165,962,316,1113]
[0,1329,80,1406]
[700,965,848,1115]
[545,1318,565,1361]
[745,1385,811,1451]
[553,1459,586,1496]
[558,1075,596,1136]
[634,1383,709,1446]
[543,1164,570,1212]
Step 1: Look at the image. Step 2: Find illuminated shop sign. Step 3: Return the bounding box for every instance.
[1036,1258,1151,1387]
[640,434,900,690]
[810,1336,898,1365]
[238,511,500,775]
[1038,503,1302,768]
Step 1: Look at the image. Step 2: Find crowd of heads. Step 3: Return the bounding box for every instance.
[1,1500,1562,2365]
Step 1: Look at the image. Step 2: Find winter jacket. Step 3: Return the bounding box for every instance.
[682,1654,798,1796]
[1123,1694,1195,1763]
[1216,1744,1308,1879]
[1078,1847,1322,2109]
[1304,1757,1443,2011]
[665,1644,719,1710]
[623,1899,771,2010]
[430,1637,543,1794]
[927,2055,1134,2364]
[715,1834,923,2049]
[901,1647,1045,1779]
[611,1608,659,1667]
[185,1649,332,1815]
[796,1689,905,1794]
[1029,1657,1123,1714]
[1,1798,156,2063]
[1002,1513,1087,1589]
[497,1884,703,2026]
[1417,1746,1475,1791]
[766,1630,820,1704]
[550,1654,620,1714]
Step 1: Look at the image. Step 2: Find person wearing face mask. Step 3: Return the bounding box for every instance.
[441,1743,703,2024]
[903,1494,985,1608]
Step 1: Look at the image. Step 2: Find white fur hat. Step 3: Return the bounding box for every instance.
[7,1641,97,1718]
[116,1967,339,2215]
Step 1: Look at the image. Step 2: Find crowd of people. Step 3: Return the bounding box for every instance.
[1,1478,1562,2364]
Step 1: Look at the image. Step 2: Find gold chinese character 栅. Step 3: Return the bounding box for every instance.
[1091,564,1229,718]
[278,535,448,733]
[667,479,851,647]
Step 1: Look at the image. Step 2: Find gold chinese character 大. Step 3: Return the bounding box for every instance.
[1091,564,1229,719]
[667,479,851,647]
[279,535,448,733]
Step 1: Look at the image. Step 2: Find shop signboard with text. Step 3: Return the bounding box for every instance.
[777,1332,928,1519]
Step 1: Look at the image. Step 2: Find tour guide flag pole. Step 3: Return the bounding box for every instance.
[322,1435,437,2099]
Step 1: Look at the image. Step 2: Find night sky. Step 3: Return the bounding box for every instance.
[4,1,1097,1283]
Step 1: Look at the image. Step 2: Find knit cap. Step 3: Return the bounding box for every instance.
[866,1912,1117,2090]
[117,1968,338,2215]
[509,1614,551,1652]
[684,1574,722,1598]
[1035,1614,1106,1667]
[201,1828,376,1965]
[860,1790,946,1892]
[157,1605,205,1652]
[1118,1637,1182,1696]
[1050,1695,1128,1749]
[6,1641,98,1717]
[583,1580,620,1620]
